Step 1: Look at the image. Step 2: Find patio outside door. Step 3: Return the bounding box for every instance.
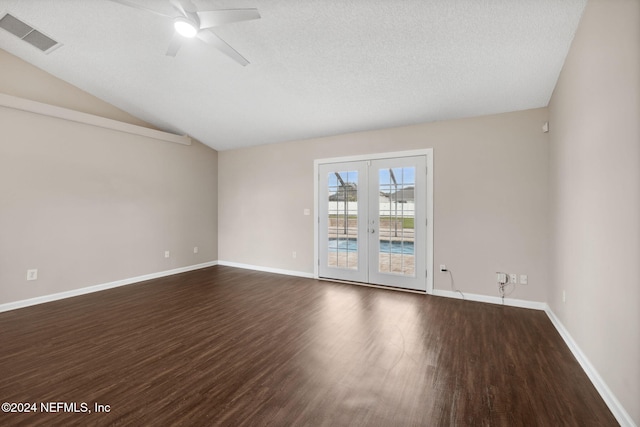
[318,155,427,291]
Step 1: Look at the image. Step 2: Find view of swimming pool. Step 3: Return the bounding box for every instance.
[328,238,414,255]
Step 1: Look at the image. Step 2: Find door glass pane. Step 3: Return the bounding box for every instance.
[378,167,415,276]
[327,171,358,270]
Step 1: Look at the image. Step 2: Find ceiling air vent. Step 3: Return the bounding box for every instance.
[0,13,61,53]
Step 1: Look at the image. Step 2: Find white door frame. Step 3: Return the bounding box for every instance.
[314,149,434,294]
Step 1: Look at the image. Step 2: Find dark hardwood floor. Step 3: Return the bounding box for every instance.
[0,266,616,426]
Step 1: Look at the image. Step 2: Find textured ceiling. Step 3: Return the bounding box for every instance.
[0,0,587,151]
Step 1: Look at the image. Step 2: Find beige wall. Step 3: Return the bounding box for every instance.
[219,108,550,302]
[0,50,218,305]
[548,0,640,423]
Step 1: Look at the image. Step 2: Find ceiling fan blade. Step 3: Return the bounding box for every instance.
[166,32,183,57]
[169,0,187,17]
[107,0,172,18]
[180,0,198,13]
[197,30,250,66]
[169,0,197,16]
[196,9,261,29]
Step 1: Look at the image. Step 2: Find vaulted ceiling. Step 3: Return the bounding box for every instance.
[0,0,587,151]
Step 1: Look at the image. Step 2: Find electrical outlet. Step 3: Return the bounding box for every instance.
[26,269,38,281]
[509,273,517,284]
[439,264,447,272]
[497,273,507,284]
[193,247,199,254]
[520,274,528,285]
[562,290,566,303]
[292,251,297,259]
[164,251,170,258]
[303,209,310,216]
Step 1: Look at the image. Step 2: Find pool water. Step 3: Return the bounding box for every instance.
[328,239,414,255]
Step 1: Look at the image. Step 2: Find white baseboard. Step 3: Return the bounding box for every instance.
[217,260,315,279]
[431,288,547,310]
[544,306,636,427]
[0,261,218,313]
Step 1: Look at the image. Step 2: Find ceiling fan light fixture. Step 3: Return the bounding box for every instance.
[174,18,198,38]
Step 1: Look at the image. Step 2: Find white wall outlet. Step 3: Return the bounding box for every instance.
[497,273,507,284]
[562,290,566,303]
[164,251,170,258]
[520,274,528,285]
[26,269,38,281]
[439,264,447,272]
[292,251,297,259]
[509,273,517,284]
[193,247,199,254]
[303,208,310,216]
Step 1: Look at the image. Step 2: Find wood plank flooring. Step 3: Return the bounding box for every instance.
[0,266,617,426]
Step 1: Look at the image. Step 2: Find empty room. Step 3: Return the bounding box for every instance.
[0,0,638,425]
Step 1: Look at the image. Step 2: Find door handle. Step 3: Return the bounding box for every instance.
[370,228,375,233]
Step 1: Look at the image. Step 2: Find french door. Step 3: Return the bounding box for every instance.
[318,155,427,291]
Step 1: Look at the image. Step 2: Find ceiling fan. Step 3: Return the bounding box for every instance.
[108,0,260,66]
